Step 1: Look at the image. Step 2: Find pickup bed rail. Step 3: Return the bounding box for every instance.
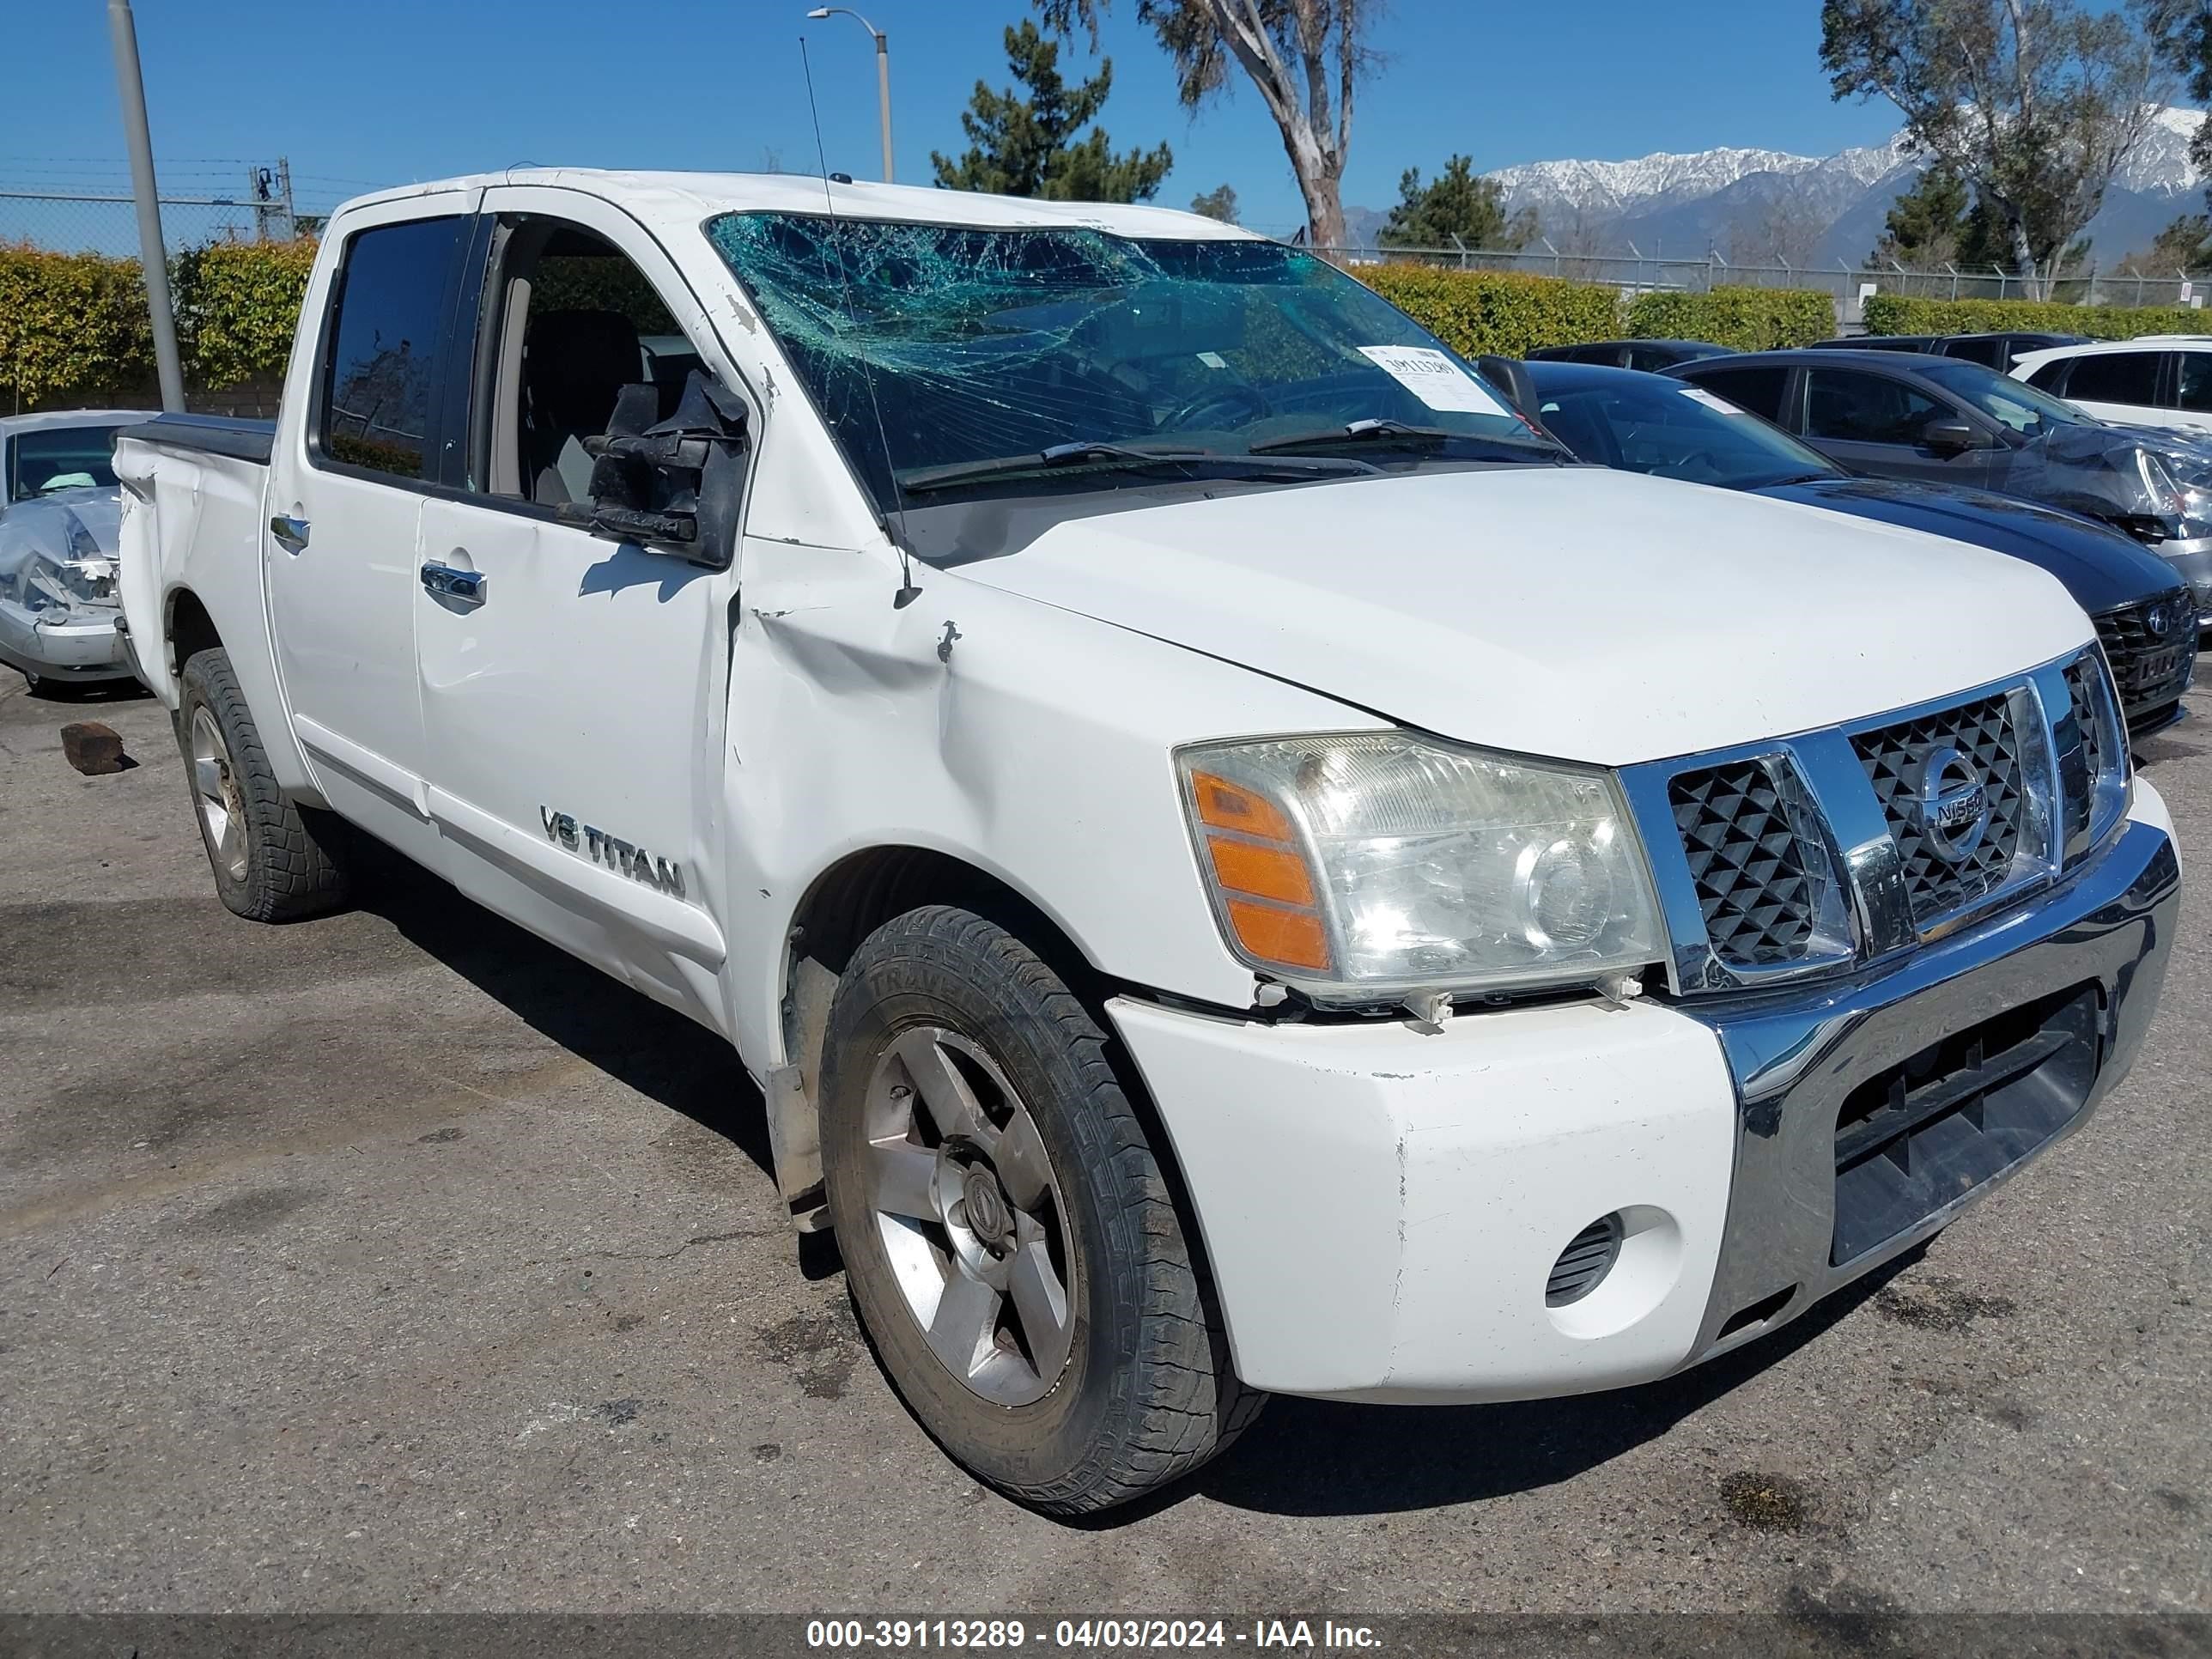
[120,413,275,466]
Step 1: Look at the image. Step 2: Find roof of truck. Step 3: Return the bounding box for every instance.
[337,168,1264,242]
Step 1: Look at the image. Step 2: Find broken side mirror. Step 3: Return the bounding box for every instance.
[577,371,750,569]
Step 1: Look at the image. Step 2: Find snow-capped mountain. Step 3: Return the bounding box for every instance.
[1486,134,1916,222]
[1345,110,2206,264]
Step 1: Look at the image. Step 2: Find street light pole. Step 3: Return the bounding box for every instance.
[805,7,895,184]
[106,0,185,411]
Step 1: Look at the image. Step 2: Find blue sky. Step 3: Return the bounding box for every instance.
[9,0,1906,236]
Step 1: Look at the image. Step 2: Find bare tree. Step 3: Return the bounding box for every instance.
[1723,191,1828,270]
[1036,0,1376,249]
[1820,0,2167,297]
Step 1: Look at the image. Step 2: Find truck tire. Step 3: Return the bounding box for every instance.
[820,904,1263,1514]
[177,647,349,922]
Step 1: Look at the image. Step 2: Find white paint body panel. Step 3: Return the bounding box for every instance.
[951,466,2093,765]
[1108,995,1738,1400]
[111,170,2142,1407]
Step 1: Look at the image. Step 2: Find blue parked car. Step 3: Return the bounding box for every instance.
[1492,358,2197,736]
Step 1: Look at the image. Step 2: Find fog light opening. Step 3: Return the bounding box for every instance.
[1546,1212,1625,1308]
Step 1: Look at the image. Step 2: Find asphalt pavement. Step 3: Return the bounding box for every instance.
[2,670,2207,1623]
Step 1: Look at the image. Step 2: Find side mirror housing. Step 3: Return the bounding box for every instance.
[1922,417,1984,454]
[577,372,750,568]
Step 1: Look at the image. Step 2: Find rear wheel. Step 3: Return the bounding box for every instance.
[178,647,349,922]
[820,904,1262,1514]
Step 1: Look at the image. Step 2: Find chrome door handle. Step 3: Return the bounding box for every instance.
[270,514,310,554]
[420,562,486,605]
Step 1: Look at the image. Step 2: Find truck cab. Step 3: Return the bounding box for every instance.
[115,172,2180,1514]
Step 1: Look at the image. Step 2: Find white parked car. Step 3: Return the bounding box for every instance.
[114,172,2180,1513]
[2012,336,2212,434]
[0,410,142,692]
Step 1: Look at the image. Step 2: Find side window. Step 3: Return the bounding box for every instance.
[1941,337,2003,368]
[2027,356,2071,394]
[2063,350,2160,406]
[1803,369,1945,445]
[318,216,465,479]
[470,218,694,506]
[2174,353,2212,413]
[1684,365,1788,422]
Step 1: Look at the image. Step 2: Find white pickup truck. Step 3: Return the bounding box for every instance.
[115,171,2180,1514]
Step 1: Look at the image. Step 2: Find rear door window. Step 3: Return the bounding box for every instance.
[316,216,466,479]
[2025,356,2071,394]
[2175,352,2212,413]
[1803,369,1947,445]
[1940,337,2003,368]
[2062,350,2161,407]
[1680,364,1789,422]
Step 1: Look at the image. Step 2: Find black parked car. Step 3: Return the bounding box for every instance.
[1526,337,1729,371]
[1809,331,2088,372]
[1670,348,2212,633]
[1507,358,2197,734]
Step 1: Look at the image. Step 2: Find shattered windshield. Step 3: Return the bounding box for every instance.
[705,213,1554,507]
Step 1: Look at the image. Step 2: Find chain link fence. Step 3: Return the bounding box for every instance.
[0,160,362,255]
[1310,243,2212,323]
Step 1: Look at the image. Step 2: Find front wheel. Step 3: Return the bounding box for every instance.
[820,905,1262,1514]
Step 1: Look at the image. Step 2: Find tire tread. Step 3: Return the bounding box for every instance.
[179,647,348,922]
[830,904,1262,1514]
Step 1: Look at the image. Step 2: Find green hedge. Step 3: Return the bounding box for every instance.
[0,238,319,409]
[1627,285,1833,350]
[0,242,155,406]
[171,239,319,389]
[1360,264,1624,358]
[1860,294,2203,340]
[1361,264,1837,358]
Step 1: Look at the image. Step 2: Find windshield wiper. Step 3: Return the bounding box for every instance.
[1248,417,1565,462]
[899,441,1375,495]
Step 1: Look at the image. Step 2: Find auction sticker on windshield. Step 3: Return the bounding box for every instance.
[1358,345,1510,416]
[1680,386,1747,415]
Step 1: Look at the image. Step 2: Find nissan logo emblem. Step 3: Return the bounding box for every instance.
[1915,745,1990,866]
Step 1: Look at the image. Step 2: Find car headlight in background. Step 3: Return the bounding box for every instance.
[1177,732,1663,1003]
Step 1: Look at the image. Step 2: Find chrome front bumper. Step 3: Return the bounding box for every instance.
[1679,810,2181,1368]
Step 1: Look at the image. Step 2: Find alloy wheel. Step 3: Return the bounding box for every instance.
[861,1026,1078,1407]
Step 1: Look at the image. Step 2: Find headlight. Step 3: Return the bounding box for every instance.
[1177,732,1664,1003]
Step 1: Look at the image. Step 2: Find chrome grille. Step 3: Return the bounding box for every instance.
[1668,759,1828,969]
[1850,693,2027,927]
[2064,659,2106,785]
[1628,647,2124,998]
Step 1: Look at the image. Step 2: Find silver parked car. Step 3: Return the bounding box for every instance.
[0,410,142,693]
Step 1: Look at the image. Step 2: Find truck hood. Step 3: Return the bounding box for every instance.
[948,467,2094,766]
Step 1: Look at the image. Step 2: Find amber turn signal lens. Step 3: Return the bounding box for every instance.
[1188,768,1332,974]
[1223,898,1331,972]
[1205,834,1316,907]
[1191,770,1296,844]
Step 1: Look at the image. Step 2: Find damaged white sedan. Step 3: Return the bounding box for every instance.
[0,410,140,692]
